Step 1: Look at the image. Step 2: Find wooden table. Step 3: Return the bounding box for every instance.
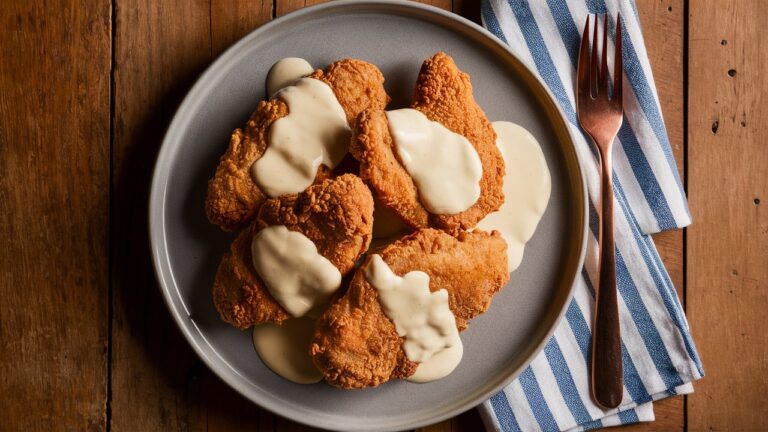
[1,0,765,430]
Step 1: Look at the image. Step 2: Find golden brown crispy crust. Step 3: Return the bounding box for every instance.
[212,226,291,327]
[256,174,374,276]
[350,109,429,228]
[310,228,509,389]
[205,59,389,232]
[350,52,505,233]
[212,174,374,329]
[311,59,391,125]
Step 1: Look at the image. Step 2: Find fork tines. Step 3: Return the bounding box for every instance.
[577,14,622,104]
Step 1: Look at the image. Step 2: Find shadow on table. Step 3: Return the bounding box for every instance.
[110,64,276,428]
[456,0,482,25]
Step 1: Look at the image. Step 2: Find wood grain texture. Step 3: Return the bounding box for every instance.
[0,0,111,430]
[276,0,454,16]
[687,0,768,430]
[111,1,212,430]
[416,0,453,10]
[276,0,328,16]
[111,1,273,430]
[211,0,272,55]
[636,0,685,296]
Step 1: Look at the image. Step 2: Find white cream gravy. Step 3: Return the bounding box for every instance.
[266,57,314,97]
[476,121,551,273]
[408,340,463,383]
[386,109,482,215]
[251,225,341,317]
[252,77,351,197]
[365,254,463,382]
[252,317,323,384]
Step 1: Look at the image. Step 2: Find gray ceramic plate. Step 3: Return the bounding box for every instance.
[149,1,587,430]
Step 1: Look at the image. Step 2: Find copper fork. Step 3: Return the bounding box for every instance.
[576,14,624,409]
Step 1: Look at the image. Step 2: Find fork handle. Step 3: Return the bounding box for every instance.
[591,143,623,409]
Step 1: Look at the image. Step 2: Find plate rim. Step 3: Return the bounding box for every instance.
[148,1,589,430]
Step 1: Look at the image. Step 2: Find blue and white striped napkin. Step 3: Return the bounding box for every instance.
[477,1,704,430]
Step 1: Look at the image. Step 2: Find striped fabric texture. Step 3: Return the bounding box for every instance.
[477,1,704,431]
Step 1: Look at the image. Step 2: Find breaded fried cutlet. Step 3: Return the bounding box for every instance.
[310,228,509,389]
[206,59,389,232]
[212,174,374,329]
[350,52,505,233]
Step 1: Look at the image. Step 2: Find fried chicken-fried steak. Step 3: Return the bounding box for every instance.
[212,174,374,329]
[350,52,505,233]
[310,228,509,389]
[206,59,389,232]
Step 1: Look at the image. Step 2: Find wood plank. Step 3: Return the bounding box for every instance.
[687,0,768,430]
[111,1,273,430]
[207,5,278,429]
[211,0,273,56]
[0,1,111,430]
[277,0,454,16]
[276,0,329,16]
[616,1,687,430]
[639,0,686,300]
[417,0,453,10]
[111,1,212,430]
